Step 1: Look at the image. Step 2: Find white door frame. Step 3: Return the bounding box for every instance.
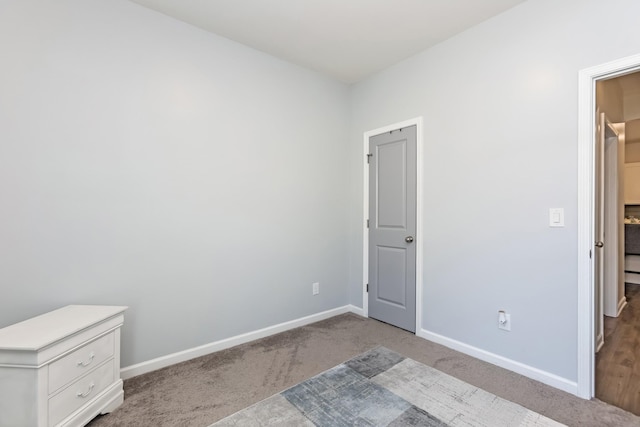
[362,117,423,334]
[577,54,640,399]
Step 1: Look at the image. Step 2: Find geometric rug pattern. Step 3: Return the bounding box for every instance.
[211,347,566,426]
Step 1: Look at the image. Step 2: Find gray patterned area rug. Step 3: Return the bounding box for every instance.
[211,347,565,427]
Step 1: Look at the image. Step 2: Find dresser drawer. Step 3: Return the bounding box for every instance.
[49,332,114,394]
[49,359,115,427]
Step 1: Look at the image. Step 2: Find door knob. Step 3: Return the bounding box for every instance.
[405,236,414,243]
[595,241,604,248]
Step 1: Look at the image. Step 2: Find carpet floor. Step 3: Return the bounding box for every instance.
[213,346,563,426]
[88,313,640,427]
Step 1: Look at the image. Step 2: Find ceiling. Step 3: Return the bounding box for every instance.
[130,0,527,83]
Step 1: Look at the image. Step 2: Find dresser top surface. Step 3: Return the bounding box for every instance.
[0,305,127,351]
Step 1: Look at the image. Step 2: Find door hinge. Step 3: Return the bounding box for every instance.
[366,153,373,164]
[366,219,369,228]
[366,283,369,292]
[589,249,592,259]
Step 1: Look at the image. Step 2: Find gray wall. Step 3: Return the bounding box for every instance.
[0,0,350,366]
[348,0,640,382]
[5,0,640,387]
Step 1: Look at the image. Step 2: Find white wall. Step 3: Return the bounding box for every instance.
[627,142,640,162]
[597,79,623,122]
[623,91,640,121]
[0,0,350,367]
[348,0,640,382]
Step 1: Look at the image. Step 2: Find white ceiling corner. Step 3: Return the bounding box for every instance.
[130,0,527,83]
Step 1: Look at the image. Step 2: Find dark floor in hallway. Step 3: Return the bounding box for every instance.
[597,283,640,415]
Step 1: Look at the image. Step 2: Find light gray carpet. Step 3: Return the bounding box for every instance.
[213,347,564,426]
[88,313,640,427]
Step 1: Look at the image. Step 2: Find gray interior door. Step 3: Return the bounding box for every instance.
[368,125,417,332]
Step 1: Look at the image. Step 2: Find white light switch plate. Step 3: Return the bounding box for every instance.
[549,208,564,227]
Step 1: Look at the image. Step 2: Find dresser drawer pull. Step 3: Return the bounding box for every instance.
[76,382,95,398]
[76,352,95,367]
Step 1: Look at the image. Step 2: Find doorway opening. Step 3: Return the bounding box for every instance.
[593,73,640,415]
[578,53,640,403]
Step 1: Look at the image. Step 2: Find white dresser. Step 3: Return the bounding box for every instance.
[0,305,127,427]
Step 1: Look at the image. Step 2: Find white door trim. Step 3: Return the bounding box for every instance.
[577,54,640,399]
[363,117,423,333]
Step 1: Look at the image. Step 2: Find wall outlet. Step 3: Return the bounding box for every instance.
[498,311,511,331]
[312,282,319,295]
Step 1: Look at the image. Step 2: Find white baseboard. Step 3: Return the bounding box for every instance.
[121,305,578,398]
[417,328,578,395]
[348,304,365,317]
[121,305,357,379]
[596,332,605,353]
[617,297,628,317]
